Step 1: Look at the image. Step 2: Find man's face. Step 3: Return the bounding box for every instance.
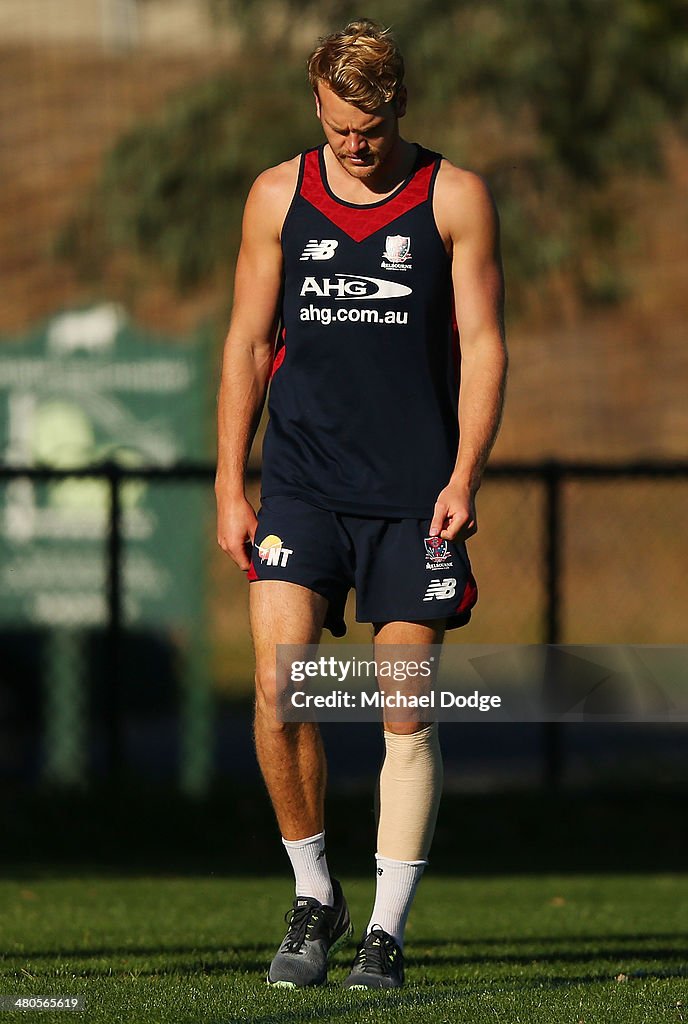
[315,81,407,180]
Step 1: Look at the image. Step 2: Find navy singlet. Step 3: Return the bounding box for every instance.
[261,143,460,518]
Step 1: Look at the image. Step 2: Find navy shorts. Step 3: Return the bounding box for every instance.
[248,496,478,637]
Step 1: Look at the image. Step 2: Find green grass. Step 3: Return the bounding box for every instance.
[0,874,686,1024]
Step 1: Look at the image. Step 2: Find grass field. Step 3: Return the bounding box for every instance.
[1,873,686,1024]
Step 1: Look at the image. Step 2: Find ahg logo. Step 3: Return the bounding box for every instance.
[300,275,412,300]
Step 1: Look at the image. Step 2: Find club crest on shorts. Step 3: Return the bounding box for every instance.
[424,536,449,560]
[257,534,294,567]
[381,235,412,271]
[424,535,453,571]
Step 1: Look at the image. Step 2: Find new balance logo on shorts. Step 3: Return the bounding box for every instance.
[300,239,339,260]
[423,578,457,601]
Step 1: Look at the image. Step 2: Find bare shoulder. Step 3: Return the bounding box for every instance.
[433,159,499,244]
[250,155,300,203]
[245,155,301,236]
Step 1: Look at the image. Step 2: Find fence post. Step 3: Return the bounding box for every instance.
[105,462,123,782]
[543,461,563,788]
[42,628,87,786]
[179,623,214,798]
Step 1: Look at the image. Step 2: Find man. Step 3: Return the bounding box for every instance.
[216,19,507,989]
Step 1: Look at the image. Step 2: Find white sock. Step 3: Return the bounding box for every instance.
[366,854,426,948]
[282,831,334,906]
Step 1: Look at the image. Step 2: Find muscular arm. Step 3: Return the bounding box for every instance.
[430,166,508,541]
[215,163,295,569]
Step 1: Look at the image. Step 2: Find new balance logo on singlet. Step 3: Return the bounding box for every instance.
[300,239,339,260]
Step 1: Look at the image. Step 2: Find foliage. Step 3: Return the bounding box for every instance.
[60,0,688,312]
[58,67,317,290]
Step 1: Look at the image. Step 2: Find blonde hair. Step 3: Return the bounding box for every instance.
[307,19,405,112]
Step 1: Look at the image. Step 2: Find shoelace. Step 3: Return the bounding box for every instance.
[355,926,398,974]
[282,903,322,954]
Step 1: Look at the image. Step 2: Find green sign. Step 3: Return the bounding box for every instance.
[0,304,210,628]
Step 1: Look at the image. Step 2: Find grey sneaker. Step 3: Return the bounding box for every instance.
[343,925,405,989]
[267,878,353,988]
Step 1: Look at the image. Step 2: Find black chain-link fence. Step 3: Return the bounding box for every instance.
[1,461,687,792]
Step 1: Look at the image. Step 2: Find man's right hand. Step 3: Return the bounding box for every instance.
[216,493,258,571]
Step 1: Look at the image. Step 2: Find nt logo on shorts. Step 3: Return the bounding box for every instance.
[257,534,294,567]
[300,239,339,261]
[423,578,457,601]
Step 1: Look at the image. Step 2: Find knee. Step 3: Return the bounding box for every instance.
[254,667,281,724]
[254,668,300,737]
[255,665,277,708]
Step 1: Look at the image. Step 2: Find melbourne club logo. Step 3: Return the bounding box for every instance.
[423,578,457,601]
[424,536,449,561]
[257,534,294,567]
[300,239,339,261]
[381,235,412,271]
[424,535,453,571]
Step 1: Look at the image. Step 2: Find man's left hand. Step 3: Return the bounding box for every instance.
[429,483,478,542]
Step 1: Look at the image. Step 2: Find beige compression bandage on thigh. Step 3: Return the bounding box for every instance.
[375,723,443,862]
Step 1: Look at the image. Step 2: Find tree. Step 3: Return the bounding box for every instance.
[60,0,688,313]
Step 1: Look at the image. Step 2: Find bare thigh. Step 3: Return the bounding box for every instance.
[250,581,329,702]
